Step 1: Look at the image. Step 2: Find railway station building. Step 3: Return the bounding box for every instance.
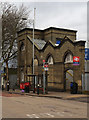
[17,27,85,92]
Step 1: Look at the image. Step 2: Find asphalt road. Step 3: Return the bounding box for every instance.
[2,93,87,119]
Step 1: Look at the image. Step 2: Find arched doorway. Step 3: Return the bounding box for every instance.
[64,51,73,91]
[66,69,73,90]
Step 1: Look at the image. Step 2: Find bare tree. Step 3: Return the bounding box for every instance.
[1,2,30,82]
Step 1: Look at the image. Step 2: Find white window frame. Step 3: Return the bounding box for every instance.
[47,56,53,65]
[65,53,73,63]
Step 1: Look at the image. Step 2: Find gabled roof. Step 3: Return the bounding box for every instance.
[34,39,46,49]
[27,36,46,50]
[27,35,85,51]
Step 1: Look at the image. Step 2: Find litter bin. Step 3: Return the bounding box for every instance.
[37,84,40,95]
[70,82,78,94]
[25,85,29,93]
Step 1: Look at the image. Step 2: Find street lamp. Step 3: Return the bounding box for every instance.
[22,8,36,75]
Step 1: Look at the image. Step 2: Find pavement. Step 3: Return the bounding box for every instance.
[3,89,89,103]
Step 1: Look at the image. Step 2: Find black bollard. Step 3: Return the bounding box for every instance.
[37,84,39,95]
[7,81,10,91]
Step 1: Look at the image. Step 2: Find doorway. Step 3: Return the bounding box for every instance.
[65,69,73,91]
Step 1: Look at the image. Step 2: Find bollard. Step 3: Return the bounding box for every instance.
[7,81,10,91]
[37,84,39,95]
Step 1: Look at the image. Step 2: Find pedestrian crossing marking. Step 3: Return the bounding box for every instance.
[26,111,73,118]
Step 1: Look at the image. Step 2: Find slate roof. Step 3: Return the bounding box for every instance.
[27,35,46,50]
[34,39,46,50]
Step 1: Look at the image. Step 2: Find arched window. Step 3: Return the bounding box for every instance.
[20,42,25,51]
[65,53,73,63]
[34,58,38,66]
[47,56,54,65]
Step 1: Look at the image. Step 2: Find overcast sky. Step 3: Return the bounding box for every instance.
[2,1,88,44]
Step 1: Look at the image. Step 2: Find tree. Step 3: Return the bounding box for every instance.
[1,2,30,82]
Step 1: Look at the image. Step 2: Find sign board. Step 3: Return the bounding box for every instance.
[44,63,48,71]
[44,67,48,71]
[73,56,80,65]
[44,64,48,68]
[56,40,61,44]
[85,48,89,60]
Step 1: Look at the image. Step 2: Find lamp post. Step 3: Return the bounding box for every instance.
[33,8,36,75]
[22,8,36,75]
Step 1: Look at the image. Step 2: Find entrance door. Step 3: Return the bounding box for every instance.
[66,69,73,90]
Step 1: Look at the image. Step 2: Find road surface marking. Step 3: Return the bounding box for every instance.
[32,114,39,118]
[26,111,73,118]
[45,113,54,117]
[26,114,39,118]
[26,114,33,118]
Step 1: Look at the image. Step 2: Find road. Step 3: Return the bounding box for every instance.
[2,92,87,118]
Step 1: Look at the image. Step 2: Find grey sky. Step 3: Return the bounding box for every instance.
[30,2,87,40]
[2,1,88,43]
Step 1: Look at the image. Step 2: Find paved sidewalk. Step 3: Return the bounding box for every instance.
[5,89,88,101]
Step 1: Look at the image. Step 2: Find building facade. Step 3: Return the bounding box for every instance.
[17,27,85,92]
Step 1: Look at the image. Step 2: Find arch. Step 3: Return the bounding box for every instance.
[46,53,54,65]
[31,55,39,66]
[64,68,74,91]
[63,50,73,63]
[20,42,25,51]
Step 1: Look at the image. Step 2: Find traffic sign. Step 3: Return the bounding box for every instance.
[85,48,89,60]
[44,64,48,68]
[44,67,48,71]
[44,63,48,71]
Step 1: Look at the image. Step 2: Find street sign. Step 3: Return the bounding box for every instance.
[44,63,48,71]
[44,67,48,71]
[73,56,80,65]
[85,48,89,60]
[56,40,61,44]
[44,64,48,68]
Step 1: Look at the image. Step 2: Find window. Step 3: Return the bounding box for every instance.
[20,42,25,51]
[34,59,38,66]
[47,56,53,65]
[65,53,73,63]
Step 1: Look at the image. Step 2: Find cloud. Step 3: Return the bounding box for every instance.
[2,1,87,41]
[30,2,87,41]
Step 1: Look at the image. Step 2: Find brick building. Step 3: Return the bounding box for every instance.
[17,27,85,92]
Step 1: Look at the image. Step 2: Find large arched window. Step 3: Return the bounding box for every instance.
[65,53,73,63]
[47,56,54,65]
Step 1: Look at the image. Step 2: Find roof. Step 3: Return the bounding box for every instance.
[34,39,46,49]
[17,27,77,34]
[44,27,77,32]
[27,36,46,50]
[27,35,85,51]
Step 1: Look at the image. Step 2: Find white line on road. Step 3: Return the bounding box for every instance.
[45,113,54,117]
[32,114,39,118]
[26,114,39,118]
[26,114,33,118]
